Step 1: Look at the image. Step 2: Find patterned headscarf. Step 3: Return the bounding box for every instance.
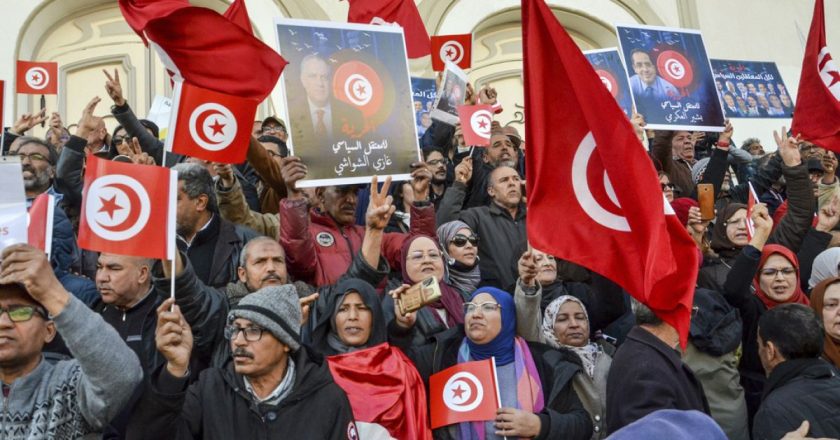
[542,295,601,378]
[436,220,481,297]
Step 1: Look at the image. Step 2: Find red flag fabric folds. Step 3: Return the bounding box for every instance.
[347,0,431,59]
[79,156,177,260]
[522,0,698,347]
[223,0,253,34]
[27,193,54,257]
[791,0,840,152]
[16,61,58,95]
[328,343,432,440]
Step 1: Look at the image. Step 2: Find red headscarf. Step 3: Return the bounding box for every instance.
[752,244,810,310]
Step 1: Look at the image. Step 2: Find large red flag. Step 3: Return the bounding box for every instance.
[27,193,54,257]
[431,34,472,71]
[328,343,432,439]
[79,155,177,260]
[118,0,285,101]
[522,0,698,347]
[16,61,58,95]
[791,0,840,152]
[166,81,257,163]
[347,0,431,59]
[223,0,253,34]
[429,359,499,429]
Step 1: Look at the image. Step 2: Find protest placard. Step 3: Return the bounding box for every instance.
[711,59,793,118]
[430,61,468,126]
[0,157,28,251]
[584,48,634,118]
[411,77,436,138]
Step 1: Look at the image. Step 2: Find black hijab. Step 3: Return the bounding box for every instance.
[310,279,386,356]
[710,203,747,260]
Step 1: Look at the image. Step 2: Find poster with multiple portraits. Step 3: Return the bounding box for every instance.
[274,19,420,187]
[616,24,725,131]
[584,48,633,119]
[411,77,437,138]
[710,59,793,118]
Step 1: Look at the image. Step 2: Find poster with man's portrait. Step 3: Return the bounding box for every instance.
[411,77,437,138]
[274,19,419,187]
[710,59,794,119]
[430,61,468,126]
[616,24,725,131]
[584,48,633,119]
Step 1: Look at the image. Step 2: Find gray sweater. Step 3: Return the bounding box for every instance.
[0,296,143,439]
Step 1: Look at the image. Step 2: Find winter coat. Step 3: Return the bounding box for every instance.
[280,198,436,287]
[753,358,840,440]
[178,215,258,289]
[126,346,357,440]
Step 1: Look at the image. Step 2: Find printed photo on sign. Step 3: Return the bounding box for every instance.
[616,24,725,131]
[411,77,437,138]
[711,59,794,118]
[431,61,468,126]
[584,48,634,119]
[0,157,28,252]
[274,19,420,187]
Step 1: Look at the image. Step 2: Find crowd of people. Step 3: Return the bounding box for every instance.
[1,44,840,440]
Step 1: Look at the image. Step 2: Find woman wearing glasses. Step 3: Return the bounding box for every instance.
[381,235,466,346]
[807,277,840,369]
[390,286,592,440]
[437,221,480,299]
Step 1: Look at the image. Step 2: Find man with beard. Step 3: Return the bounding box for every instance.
[457,128,523,209]
[423,147,449,209]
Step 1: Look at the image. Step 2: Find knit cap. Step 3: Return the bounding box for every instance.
[229,284,301,351]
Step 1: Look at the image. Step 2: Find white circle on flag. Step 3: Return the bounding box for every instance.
[344,74,373,107]
[188,102,238,151]
[664,58,686,80]
[443,371,484,412]
[600,76,613,92]
[85,174,151,241]
[440,41,465,64]
[469,110,493,138]
[571,132,631,232]
[25,67,50,91]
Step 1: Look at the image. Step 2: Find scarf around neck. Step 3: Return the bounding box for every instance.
[541,295,600,378]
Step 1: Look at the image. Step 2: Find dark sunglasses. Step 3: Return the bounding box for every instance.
[450,233,479,247]
[661,183,676,190]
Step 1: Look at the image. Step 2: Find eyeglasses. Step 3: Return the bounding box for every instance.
[426,159,445,166]
[760,267,796,278]
[262,125,286,134]
[9,152,49,163]
[224,325,265,342]
[112,136,126,146]
[464,302,502,315]
[407,250,442,262]
[450,234,479,247]
[0,305,47,322]
[660,183,675,191]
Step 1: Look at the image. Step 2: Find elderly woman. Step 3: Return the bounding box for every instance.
[391,286,592,440]
[437,220,480,299]
[382,235,466,346]
[808,248,840,290]
[808,277,840,369]
[310,279,387,355]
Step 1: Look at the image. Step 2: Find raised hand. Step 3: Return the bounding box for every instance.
[365,175,395,230]
[75,96,102,140]
[103,69,126,106]
[390,284,417,328]
[718,119,733,146]
[454,157,473,185]
[156,298,193,377]
[817,194,840,233]
[749,202,773,250]
[115,137,155,165]
[410,162,432,202]
[774,126,803,167]
[518,250,538,287]
[631,113,646,144]
[11,108,47,135]
[0,244,68,316]
[213,162,236,188]
[478,85,498,106]
[280,156,308,198]
[299,292,320,326]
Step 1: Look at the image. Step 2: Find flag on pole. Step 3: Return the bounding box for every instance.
[166,80,258,164]
[791,0,840,152]
[457,105,493,146]
[429,358,499,429]
[431,34,472,71]
[522,0,699,347]
[79,155,177,260]
[27,193,54,257]
[746,182,759,240]
[16,61,58,95]
[347,0,431,59]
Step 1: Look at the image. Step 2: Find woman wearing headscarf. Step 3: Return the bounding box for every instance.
[382,235,466,346]
[390,286,592,440]
[311,279,433,439]
[808,277,840,369]
[808,248,840,291]
[437,220,480,299]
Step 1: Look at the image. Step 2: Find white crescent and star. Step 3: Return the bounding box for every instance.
[188,102,237,151]
[344,73,373,106]
[440,40,465,64]
[443,371,484,413]
[818,47,840,100]
[85,174,151,241]
[25,66,50,90]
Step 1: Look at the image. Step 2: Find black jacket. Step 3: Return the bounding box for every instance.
[605,326,709,434]
[393,326,592,440]
[753,358,840,440]
[126,346,356,440]
[437,182,527,289]
[178,215,258,289]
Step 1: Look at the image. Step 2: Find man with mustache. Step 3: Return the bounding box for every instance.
[129,285,357,439]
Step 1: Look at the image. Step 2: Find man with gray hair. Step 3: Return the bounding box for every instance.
[173,163,257,288]
[129,286,357,439]
[605,298,709,434]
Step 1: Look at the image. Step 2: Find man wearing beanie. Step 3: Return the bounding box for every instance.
[128,285,358,440]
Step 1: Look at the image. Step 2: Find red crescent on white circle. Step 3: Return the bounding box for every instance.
[470,110,493,138]
[25,67,49,90]
[99,183,142,233]
[85,174,151,241]
[443,371,484,412]
[440,41,464,64]
[194,109,225,146]
[664,59,685,80]
[188,102,237,151]
[344,74,373,106]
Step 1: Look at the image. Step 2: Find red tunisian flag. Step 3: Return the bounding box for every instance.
[118,0,285,101]
[328,343,432,439]
[223,0,252,34]
[457,105,493,147]
[16,61,58,95]
[791,0,840,152]
[429,359,499,429]
[79,155,177,260]
[431,34,472,71]
[523,0,699,347]
[27,193,54,257]
[166,81,258,164]
[347,0,430,59]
